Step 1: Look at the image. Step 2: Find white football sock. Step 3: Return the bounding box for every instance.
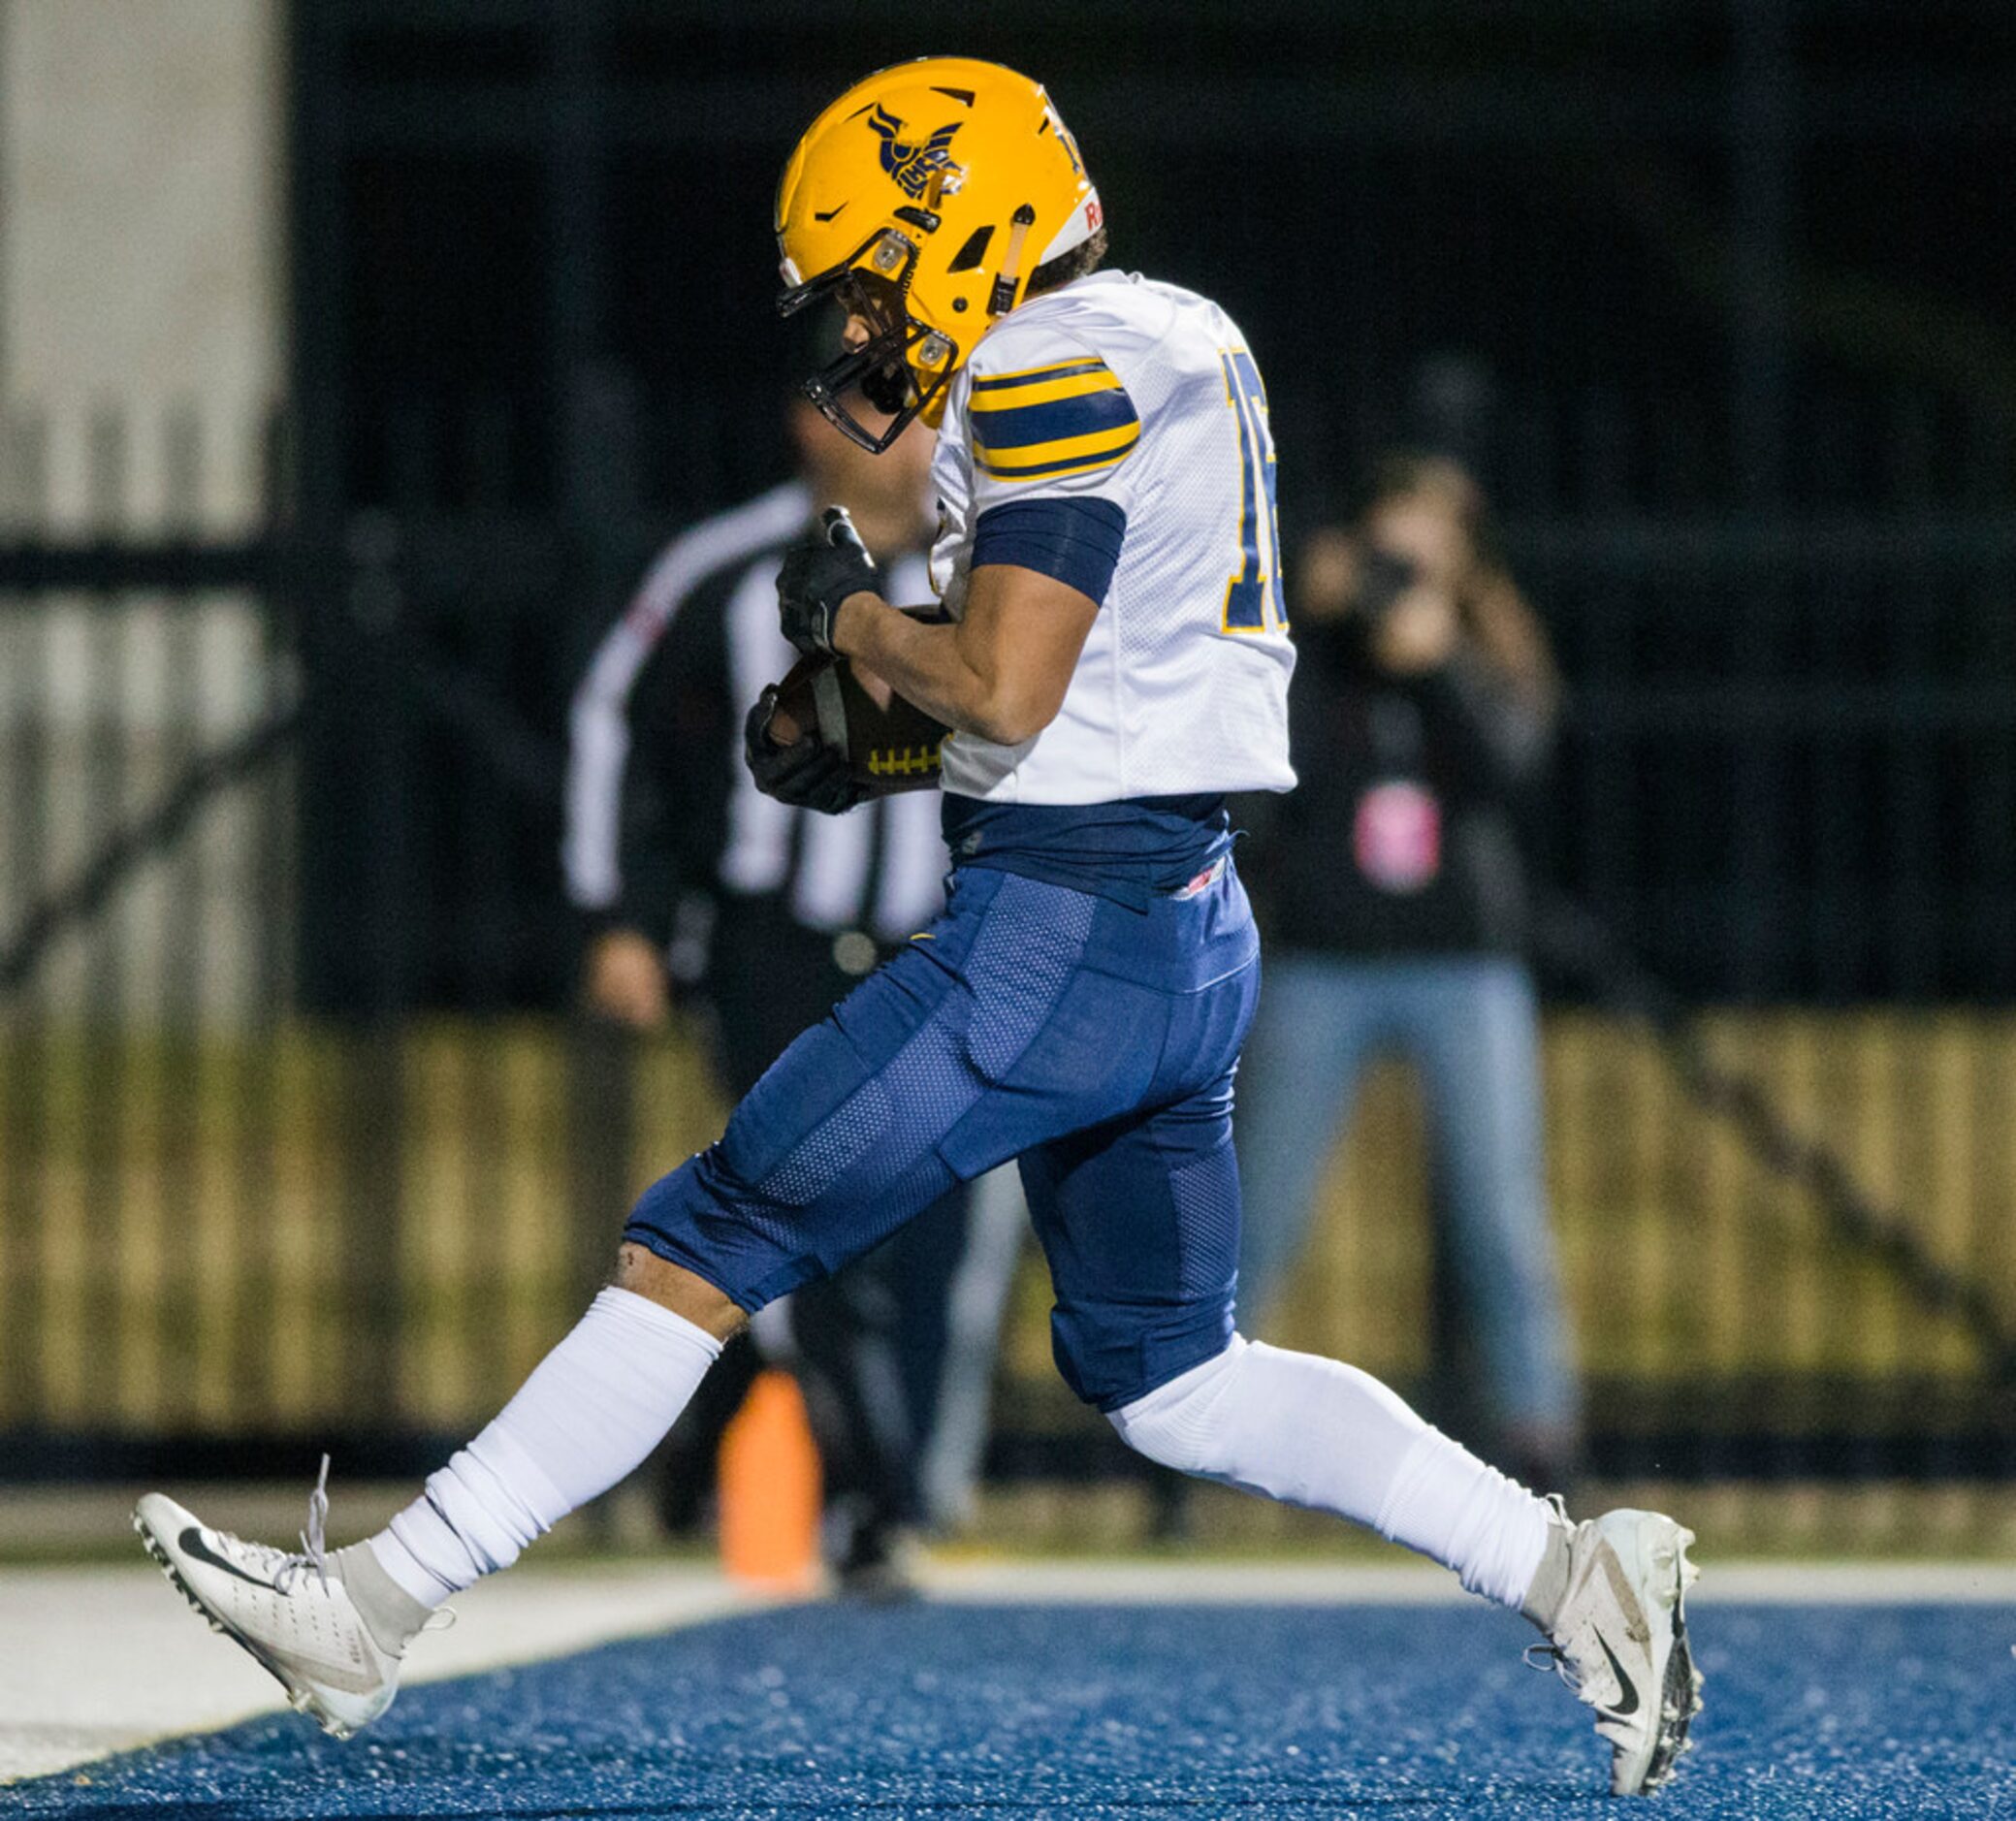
[1109,1334,1551,1611]
[367,1287,722,1609]
[1368,1423,1553,1611]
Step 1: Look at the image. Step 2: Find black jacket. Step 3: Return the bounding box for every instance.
[1242,613,1552,958]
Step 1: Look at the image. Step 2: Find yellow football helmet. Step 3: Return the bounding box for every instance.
[776,58,1104,452]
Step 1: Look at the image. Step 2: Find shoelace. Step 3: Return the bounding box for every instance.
[271,1454,332,1595]
[1522,1639,1584,1694]
[238,1455,457,1637]
[1520,1495,1585,1695]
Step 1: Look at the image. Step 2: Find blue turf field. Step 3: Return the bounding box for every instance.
[18,1601,2016,1818]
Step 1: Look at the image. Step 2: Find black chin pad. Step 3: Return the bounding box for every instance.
[860,362,912,415]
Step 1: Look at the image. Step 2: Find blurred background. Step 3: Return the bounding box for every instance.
[2,0,2013,1559]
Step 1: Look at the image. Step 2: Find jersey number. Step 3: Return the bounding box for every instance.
[1220,348,1287,634]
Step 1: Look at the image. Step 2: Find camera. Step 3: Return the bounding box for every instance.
[1353,547,1420,624]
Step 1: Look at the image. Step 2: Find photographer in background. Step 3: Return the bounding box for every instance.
[1235,452,1582,1490]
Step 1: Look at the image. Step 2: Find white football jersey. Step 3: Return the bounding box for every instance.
[928,269,1296,804]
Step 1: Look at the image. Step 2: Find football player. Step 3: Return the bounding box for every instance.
[136,58,1700,1798]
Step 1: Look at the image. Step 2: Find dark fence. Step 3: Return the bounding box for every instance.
[286,0,2016,1014]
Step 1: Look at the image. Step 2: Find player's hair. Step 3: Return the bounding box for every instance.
[1024,226,1108,302]
[1356,451,1560,718]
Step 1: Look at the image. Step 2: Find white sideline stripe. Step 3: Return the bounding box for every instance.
[1694,1561,2016,1604]
[918,1557,2016,1607]
[0,1562,754,1787]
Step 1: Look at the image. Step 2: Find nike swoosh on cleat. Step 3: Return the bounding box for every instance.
[1593,1628,1641,1718]
[177,1526,281,1591]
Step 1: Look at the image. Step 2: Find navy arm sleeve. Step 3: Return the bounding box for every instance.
[968,496,1128,606]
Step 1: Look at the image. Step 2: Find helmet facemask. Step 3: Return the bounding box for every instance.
[779,229,958,454]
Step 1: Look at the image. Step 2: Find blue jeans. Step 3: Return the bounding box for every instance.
[1232,950,1580,1437]
[627,862,1261,1412]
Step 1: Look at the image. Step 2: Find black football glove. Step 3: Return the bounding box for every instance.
[778,505,880,657]
[742,686,866,815]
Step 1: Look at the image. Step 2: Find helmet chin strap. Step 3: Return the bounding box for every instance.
[988,205,1038,317]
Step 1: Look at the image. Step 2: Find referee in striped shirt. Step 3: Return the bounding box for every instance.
[562,390,983,1591]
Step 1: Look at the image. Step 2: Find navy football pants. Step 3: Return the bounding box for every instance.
[625,861,1261,1411]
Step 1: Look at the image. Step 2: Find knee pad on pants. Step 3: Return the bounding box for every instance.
[1049,1297,1239,1413]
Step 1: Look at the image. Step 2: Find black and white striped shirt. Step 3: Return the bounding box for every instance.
[562,482,948,974]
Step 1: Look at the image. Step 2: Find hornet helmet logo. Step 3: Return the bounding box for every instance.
[867,106,964,201]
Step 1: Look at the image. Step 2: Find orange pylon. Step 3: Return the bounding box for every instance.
[717,1368,822,1593]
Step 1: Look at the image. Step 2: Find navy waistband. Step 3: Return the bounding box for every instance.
[941,793,1232,911]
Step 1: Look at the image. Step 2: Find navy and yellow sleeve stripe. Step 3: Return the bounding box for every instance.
[969,357,1140,482]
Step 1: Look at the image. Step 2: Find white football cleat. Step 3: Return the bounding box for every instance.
[133,1458,403,1740]
[1527,1504,1703,1796]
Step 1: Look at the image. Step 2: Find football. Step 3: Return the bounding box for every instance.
[764,653,948,795]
